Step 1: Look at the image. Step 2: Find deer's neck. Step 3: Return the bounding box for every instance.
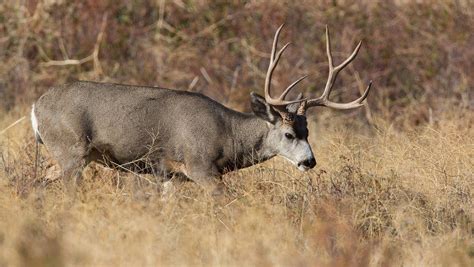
[220,113,276,172]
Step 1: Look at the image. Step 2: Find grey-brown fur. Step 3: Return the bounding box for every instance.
[32,81,315,192]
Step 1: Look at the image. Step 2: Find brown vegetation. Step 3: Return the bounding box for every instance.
[0,0,472,266]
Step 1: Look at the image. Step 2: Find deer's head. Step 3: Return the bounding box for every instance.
[251,24,372,171]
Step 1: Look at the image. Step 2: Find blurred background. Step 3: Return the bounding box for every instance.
[1,0,472,127]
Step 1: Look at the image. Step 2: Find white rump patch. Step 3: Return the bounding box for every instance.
[31,104,41,141]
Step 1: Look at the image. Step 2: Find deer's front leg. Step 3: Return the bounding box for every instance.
[185,160,224,196]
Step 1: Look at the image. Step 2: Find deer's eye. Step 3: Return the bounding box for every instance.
[285,133,295,140]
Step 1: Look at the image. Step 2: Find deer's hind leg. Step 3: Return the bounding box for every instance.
[47,140,90,193]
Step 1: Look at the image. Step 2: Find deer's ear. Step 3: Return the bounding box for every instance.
[250,92,280,124]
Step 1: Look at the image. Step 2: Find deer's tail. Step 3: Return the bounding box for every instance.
[31,104,42,180]
[31,104,43,144]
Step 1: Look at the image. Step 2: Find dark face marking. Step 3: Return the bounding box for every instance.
[292,115,309,140]
[281,113,308,140]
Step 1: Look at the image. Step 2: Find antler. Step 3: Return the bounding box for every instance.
[302,26,372,112]
[264,24,307,108]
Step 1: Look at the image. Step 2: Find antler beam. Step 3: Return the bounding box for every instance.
[264,24,307,107]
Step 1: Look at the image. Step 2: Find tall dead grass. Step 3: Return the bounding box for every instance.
[0,108,472,266]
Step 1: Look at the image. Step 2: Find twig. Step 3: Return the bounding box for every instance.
[156,0,166,32]
[200,67,213,84]
[189,13,236,41]
[224,192,249,207]
[40,57,93,67]
[0,116,26,135]
[92,13,108,75]
[188,76,199,91]
[227,66,240,104]
[216,216,231,232]
[108,160,157,185]
[40,12,108,77]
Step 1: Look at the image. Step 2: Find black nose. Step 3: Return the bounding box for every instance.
[299,158,316,168]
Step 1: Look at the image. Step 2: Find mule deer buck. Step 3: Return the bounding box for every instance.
[31,25,371,194]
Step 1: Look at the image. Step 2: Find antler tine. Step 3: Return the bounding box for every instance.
[280,75,308,100]
[270,24,284,61]
[325,25,333,71]
[304,26,371,111]
[264,24,307,107]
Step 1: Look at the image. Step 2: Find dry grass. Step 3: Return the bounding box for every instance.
[0,108,472,266]
[1,0,473,266]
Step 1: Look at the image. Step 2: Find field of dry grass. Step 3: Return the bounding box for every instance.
[1,109,472,266]
[1,0,473,266]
